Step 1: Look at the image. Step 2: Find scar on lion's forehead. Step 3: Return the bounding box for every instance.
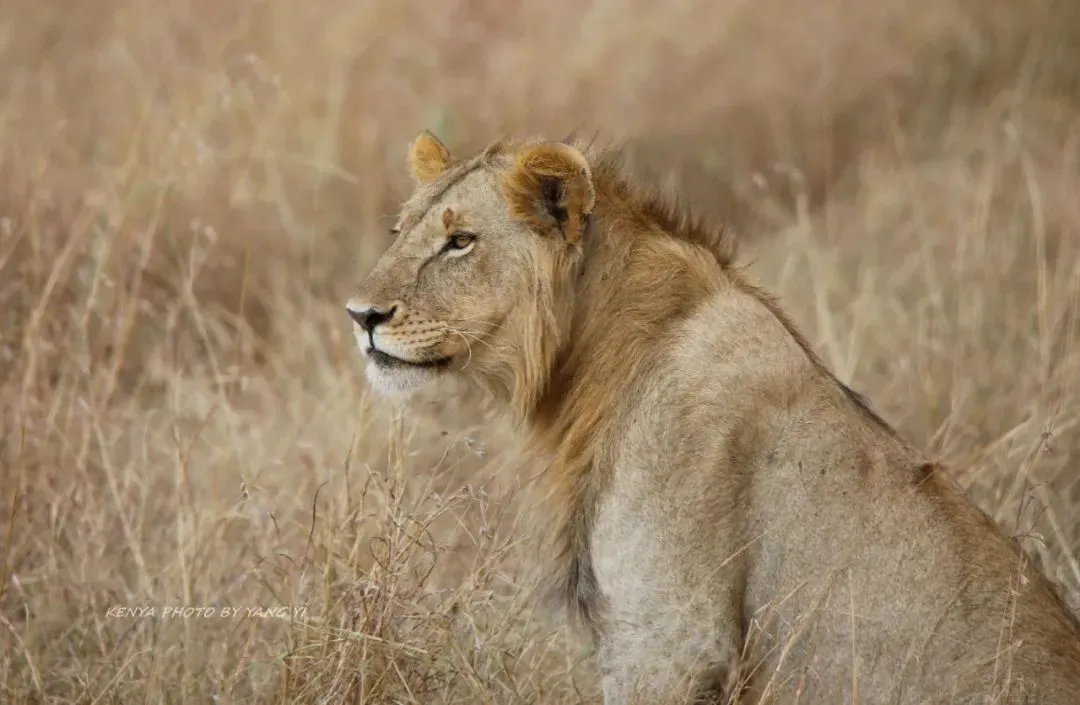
[397,146,505,231]
[441,207,471,231]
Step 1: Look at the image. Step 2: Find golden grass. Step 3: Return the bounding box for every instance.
[1,0,1079,701]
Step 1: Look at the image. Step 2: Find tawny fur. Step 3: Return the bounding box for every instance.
[347,131,1080,705]
[407,129,452,185]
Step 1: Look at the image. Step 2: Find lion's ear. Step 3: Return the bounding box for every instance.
[407,131,452,185]
[501,143,596,242]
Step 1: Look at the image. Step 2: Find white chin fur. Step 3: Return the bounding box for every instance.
[353,328,440,398]
[364,360,435,398]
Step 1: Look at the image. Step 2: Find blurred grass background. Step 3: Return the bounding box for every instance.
[1,0,1080,702]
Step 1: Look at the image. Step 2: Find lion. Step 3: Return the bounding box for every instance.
[345,131,1080,704]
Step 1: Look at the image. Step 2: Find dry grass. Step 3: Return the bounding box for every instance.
[1,0,1079,702]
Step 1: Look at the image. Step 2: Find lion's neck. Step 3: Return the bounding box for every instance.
[532,211,723,436]
[523,209,727,620]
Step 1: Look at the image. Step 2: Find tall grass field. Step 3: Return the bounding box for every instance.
[2,1,1079,702]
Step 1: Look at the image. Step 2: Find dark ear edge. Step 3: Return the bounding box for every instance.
[500,143,596,242]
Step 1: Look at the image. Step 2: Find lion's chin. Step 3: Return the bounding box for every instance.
[364,359,441,398]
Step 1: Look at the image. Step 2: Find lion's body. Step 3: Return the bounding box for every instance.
[575,270,1080,703]
[347,132,1080,704]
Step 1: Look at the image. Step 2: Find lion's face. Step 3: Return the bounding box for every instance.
[346,132,595,399]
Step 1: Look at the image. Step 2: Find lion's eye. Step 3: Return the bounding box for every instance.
[446,233,476,251]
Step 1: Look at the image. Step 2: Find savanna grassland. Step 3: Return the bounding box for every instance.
[2,1,1080,702]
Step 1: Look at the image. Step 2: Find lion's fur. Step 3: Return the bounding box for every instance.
[348,132,1080,704]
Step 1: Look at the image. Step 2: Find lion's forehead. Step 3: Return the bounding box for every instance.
[398,163,507,231]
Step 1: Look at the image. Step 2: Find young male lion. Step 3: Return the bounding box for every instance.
[345,131,1080,704]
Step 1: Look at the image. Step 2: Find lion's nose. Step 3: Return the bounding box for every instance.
[346,304,397,333]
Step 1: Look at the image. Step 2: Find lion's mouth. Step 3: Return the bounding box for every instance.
[367,348,452,370]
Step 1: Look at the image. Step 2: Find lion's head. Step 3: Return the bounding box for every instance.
[346,132,596,409]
